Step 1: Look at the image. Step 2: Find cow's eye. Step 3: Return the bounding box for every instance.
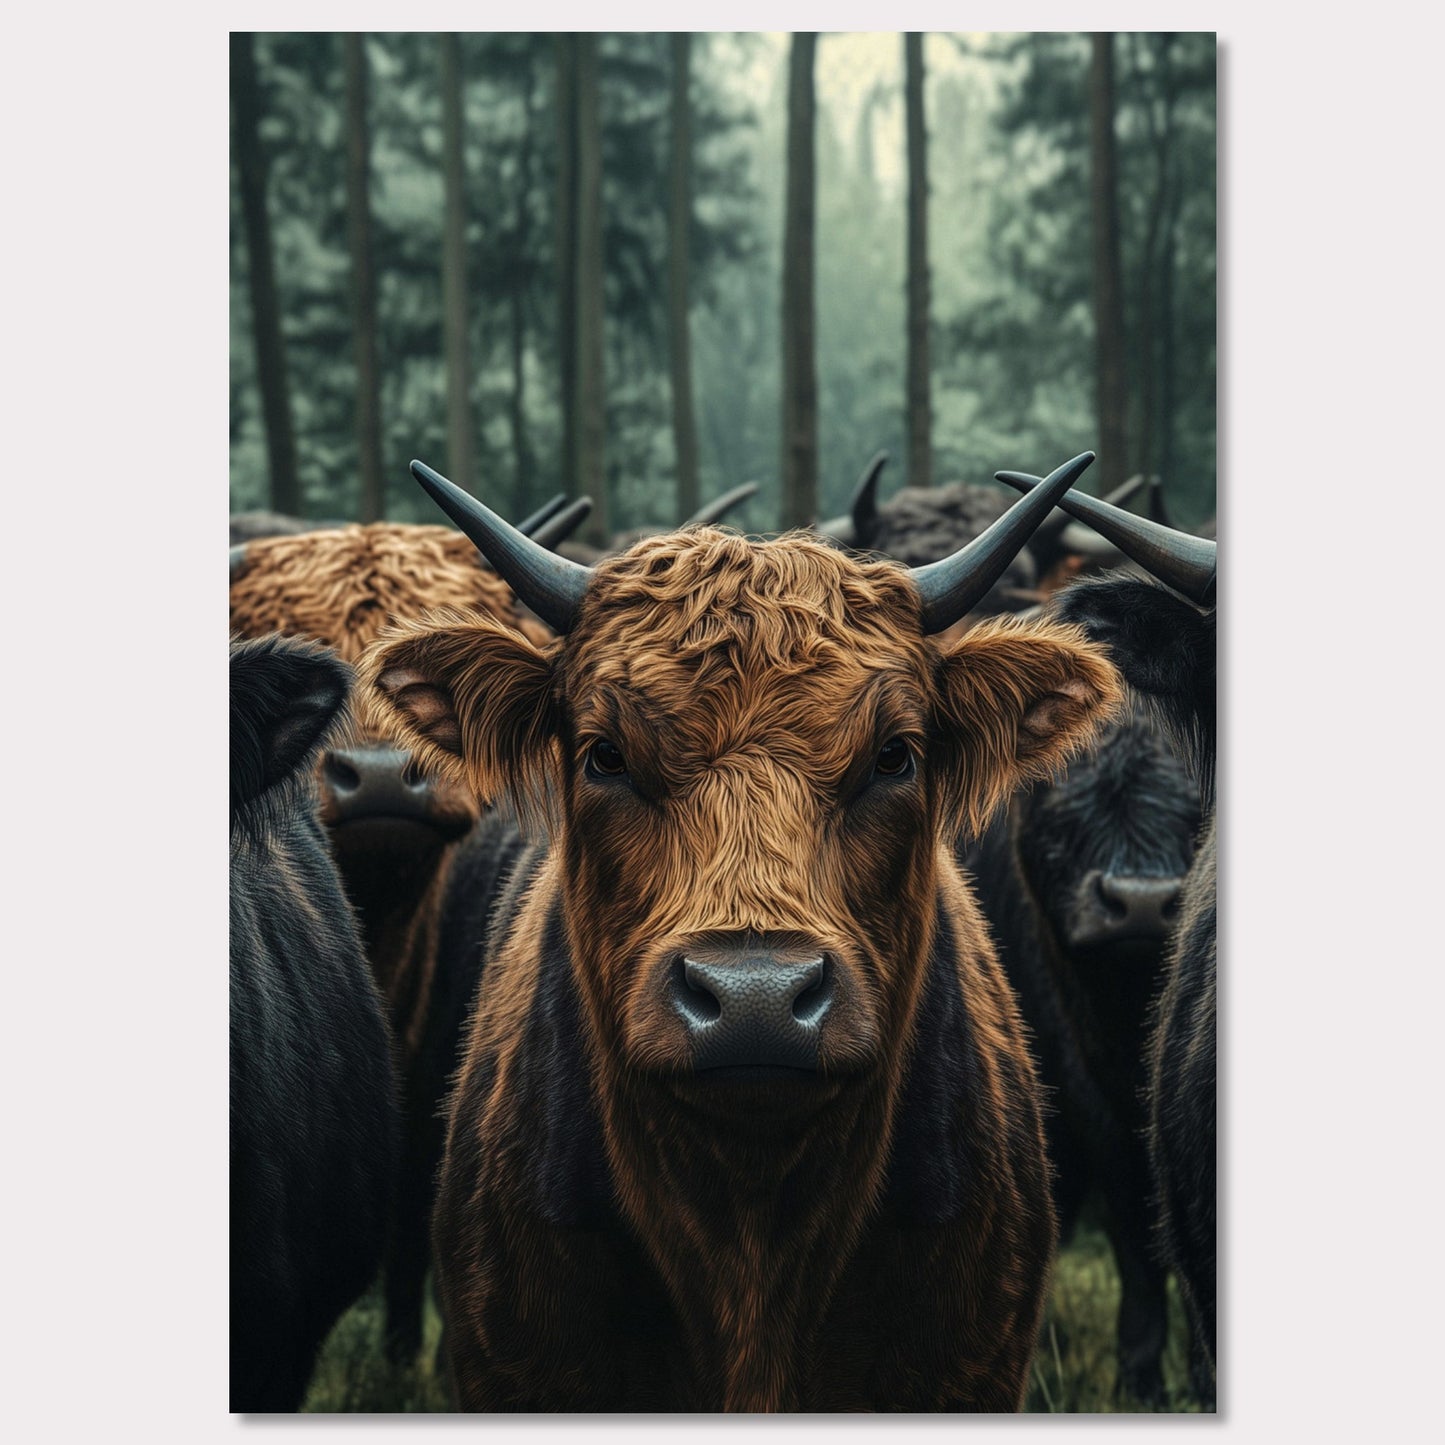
[585,738,628,779]
[873,737,913,778]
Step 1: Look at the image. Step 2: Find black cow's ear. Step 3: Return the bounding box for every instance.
[1051,575,1216,798]
[358,613,558,813]
[231,636,351,811]
[1051,576,1214,703]
[932,617,1124,839]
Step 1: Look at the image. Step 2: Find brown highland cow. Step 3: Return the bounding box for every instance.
[359,454,1124,1411]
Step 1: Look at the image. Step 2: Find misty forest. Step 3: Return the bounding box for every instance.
[230,31,1215,542]
[230,30,1217,1414]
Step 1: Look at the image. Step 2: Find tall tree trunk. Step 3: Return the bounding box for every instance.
[230,32,300,515]
[1136,33,1177,483]
[510,63,536,519]
[1089,32,1128,492]
[439,33,476,493]
[904,32,932,489]
[344,34,385,521]
[555,35,579,507]
[780,32,819,530]
[1159,180,1184,493]
[574,34,607,544]
[1135,40,1159,482]
[668,33,701,519]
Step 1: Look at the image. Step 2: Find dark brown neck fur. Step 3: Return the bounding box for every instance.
[569,880,937,1411]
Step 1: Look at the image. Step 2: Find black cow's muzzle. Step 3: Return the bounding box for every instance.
[669,946,835,1072]
[1068,870,1183,948]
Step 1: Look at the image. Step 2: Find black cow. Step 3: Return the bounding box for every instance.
[961,695,1201,1402]
[230,635,399,1411]
[998,470,1217,1391]
[822,454,1038,613]
[818,452,1148,612]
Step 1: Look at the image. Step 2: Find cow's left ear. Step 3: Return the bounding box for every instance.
[932,617,1124,838]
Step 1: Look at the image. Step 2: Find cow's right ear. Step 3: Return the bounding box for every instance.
[357,611,558,810]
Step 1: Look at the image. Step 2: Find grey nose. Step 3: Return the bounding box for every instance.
[671,950,833,1071]
[1072,871,1183,946]
[322,746,433,824]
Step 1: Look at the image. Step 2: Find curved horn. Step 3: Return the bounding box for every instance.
[851,451,888,538]
[994,469,1216,607]
[230,543,249,580]
[685,481,759,528]
[1030,472,1142,552]
[530,496,593,551]
[910,452,1096,633]
[515,493,570,537]
[410,460,592,632]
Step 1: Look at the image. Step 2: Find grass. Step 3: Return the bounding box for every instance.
[1024,1223,1208,1413]
[303,1221,1211,1413]
[301,1282,449,1413]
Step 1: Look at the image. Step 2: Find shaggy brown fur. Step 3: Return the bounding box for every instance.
[360,528,1124,1410]
[229,522,553,660]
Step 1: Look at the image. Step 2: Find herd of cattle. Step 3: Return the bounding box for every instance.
[229,449,1217,1413]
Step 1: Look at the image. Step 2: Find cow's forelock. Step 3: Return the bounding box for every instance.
[562,530,937,849]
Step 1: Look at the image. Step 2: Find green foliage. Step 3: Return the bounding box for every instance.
[231,31,760,528]
[934,31,1216,525]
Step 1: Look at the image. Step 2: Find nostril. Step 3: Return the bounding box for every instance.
[1095,875,1128,920]
[674,957,722,1024]
[400,756,428,790]
[324,753,361,792]
[1162,890,1181,921]
[791,960,832,1026]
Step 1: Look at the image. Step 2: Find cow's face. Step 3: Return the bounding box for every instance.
[1012,698,1200,969]
[362,530,1121,1104]
[230,524,554,858]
